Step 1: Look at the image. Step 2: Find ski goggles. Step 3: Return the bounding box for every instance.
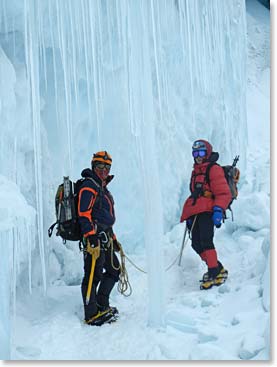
[95,163,111,170]
[192,150,206,158]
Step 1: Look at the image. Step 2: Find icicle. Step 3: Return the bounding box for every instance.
[47,0,59,130]
[115,0,123,50]
[0,230,12,359]
[150,0,163,124]
[68,1,79,108]
[0,0,8,41]
[87,0,102,148]
[55,1,73,174]
[27,223,32,294]
[80,0,93,133]
[96,0,105,147]
[128,0,165,328]
[184,0,196,126]
[121,0,136,137]
[106,1,115,73]
[37,1,48,93]
[24,0,47,292]
[13,137,17,184]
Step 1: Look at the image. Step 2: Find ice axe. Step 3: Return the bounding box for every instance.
[86,241,100,305]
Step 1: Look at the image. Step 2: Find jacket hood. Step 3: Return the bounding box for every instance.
[81,168,94,178]
[209,151,219,163]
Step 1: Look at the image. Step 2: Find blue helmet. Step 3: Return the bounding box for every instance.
[192,140,207,151]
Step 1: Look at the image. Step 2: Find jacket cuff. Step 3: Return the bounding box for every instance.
[83,229,97,238]
[213,206,223,212]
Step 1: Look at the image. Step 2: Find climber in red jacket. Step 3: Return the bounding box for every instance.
[180,139,231,289]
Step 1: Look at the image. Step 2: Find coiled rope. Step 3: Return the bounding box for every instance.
[110,239,132,297]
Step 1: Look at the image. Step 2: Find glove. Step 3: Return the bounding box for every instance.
[212,206,223,228]
[86,234,99,248]
[86,234,100,258]
[186,218,193,230]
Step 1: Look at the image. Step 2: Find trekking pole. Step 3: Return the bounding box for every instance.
[85,242,100,305]
[178,215,197,266]
[178,225,188,266]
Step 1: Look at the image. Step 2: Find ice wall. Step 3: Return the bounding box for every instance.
[0,0,247,242]
[0,0,247,328]
[0,175,36,359]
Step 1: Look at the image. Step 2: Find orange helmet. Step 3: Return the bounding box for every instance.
[91,151,112,166]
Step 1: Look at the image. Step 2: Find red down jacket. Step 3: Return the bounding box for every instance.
[180,160,231,222]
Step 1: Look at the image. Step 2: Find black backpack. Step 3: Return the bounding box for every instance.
[206,155,240,218]
[48,176,101,243]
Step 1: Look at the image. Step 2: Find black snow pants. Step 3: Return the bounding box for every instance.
[81,245,120,321]
[190,212,215,255]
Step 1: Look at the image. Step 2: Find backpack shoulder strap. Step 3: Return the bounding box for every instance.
[205,162,219,185]
[86,177,101,190]
[78,176,102,193]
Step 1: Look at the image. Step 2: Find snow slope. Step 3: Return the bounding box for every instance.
[13,217,269,360]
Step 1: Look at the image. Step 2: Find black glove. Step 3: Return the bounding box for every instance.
[86,234,99,248]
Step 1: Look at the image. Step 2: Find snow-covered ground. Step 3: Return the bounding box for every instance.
[0,0,270,362]
[13,218,270,360]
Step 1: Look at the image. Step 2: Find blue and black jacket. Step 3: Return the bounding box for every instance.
[78,168,116,238]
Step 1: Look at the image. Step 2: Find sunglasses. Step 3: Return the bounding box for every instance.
[192,150,206,158]
[95,163,111,170]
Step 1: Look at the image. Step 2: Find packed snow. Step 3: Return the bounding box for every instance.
[0,0,270,361]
